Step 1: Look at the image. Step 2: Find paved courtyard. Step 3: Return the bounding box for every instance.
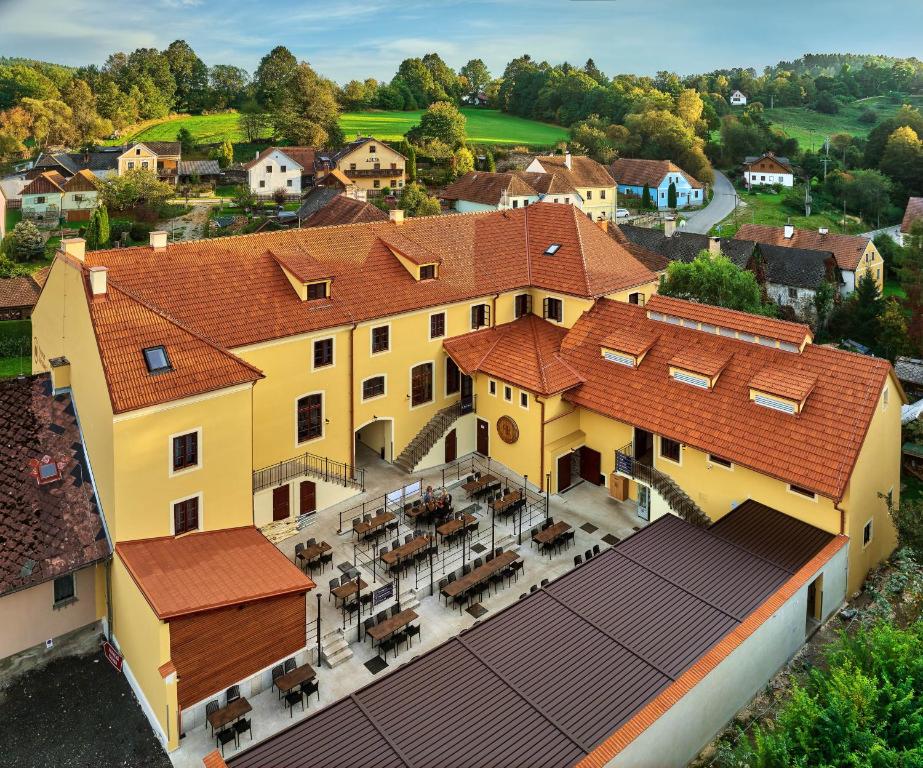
[171,450,645,767]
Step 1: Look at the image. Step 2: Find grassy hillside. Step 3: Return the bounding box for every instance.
[762,95,923,147]
[122,108,568,148]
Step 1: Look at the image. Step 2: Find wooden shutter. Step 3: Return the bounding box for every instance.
[543,297,550,319]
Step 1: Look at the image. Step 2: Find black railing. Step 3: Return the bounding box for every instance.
[615,441,710,527]
[404,396,475,469]
[253,452,365,494]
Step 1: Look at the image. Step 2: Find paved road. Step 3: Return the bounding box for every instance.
[682,171,736,234]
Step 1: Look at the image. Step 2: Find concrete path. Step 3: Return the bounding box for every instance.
[158,201,217,242]
[682,171,736,234]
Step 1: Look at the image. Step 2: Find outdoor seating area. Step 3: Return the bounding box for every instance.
[205,689,252,757]
[440,550,522,612]
[364,607,421,660]
[294,538,333,575]
[531,518,575,556]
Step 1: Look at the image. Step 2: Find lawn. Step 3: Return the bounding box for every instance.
[762,95,923,147]
[711,184,867,237]
[5,207,21,233]
[884,278,906,299]
[122,108,568,149]
[0,319,31,380]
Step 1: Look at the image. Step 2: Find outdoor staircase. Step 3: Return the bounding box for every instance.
[398,588,420,611]
[394,400,468,474]
[320,628,352,669]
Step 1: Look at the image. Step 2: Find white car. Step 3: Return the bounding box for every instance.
[616,208,630,218]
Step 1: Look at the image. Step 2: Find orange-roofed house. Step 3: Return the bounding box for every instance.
[525,152,616,220]
[21,171,66,220]
[314,136,407,193]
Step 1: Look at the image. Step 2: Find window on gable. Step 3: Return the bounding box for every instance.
[371,325,390,353]
[350,163,356,171]
[600,189,606,199]
[173,497,199,535]
[514,293,531,318]
[659,436,681,463]
[53,574,76,605]
[172,432,198,471]
[362,376,385,400]
[313,338,333,368]
[369,145,376,153]
[307,282,328,300]
[143,346,171,374]
[36,196,46,204]
[471,304,490,329]
[586,190,592,200]
[789,484,815,499]
[544,243,561,256]
[543,297,563,322]
[430,312,445,339]
[135,148,141,155]
[420,264,436,280]
[266,165,272,173]
[297,394,323,442]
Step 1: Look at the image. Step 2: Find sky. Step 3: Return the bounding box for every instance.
[1,0,922,84]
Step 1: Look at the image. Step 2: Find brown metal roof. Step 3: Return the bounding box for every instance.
[230,506,832,768]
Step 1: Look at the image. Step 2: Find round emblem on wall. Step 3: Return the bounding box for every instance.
[497,415,520,444]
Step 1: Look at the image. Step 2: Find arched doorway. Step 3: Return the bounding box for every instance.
[355,418,394,466]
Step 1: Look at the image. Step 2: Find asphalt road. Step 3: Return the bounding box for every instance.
[682,171,736,234]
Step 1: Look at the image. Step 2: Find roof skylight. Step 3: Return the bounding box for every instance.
[544,243,562,256]
[143,346,172,374]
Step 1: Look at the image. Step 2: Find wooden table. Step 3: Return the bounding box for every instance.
[297,541,331,569]
[354,511,395,538]
[381,535,432,566]
[275,663,315,695]
[208,696,251,732]
[489,490,524,516]
[461,474,498,497]
[436,514,478,540]
[533,521,572,548]
[441,551,519,598]
[331,577,368,604]
[366,609,418,643]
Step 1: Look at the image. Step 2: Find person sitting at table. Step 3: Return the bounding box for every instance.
[423,485,435,505]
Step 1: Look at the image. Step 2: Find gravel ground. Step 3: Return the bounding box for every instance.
[0,650,171,768]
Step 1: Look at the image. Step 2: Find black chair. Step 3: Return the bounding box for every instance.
[328,578,339,601]
[585,549,593,561]
[520,593,528,600]
[540,578,549,587]
[473,557,483,568]
[360,592,373,608]
[392,629,408,653]
[378,638,396,660]
[530,584,538,593]
[306,537,316,547]
[376,610,387,623]
[294,542,305,569]
[234,717,252,746]
[405,533,413,544]
[387,520,399,533]
[271,665,284,699]
[225,684,240,704]
[301,679,319,705]
[363,513,372,522]
[390,604,401,617]
[285,690,304,717]
[563,530,576,549]
[489,568,505,595]
[574,554,583,566]
[466,475,474,483]
[284,658,296,673]
[205,699,220,735]
[363,617,375,640]
[320,552,333,570]
[511,560,524,581]
[453,592,468,612]
[217,726,237,756]
[351,516,360,536]
[463,563,472,575]
[406,623,421,647]
[593,544,601,555]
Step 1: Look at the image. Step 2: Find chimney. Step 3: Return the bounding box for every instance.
[596,218,608,233]
[564,151,572,170]
[783,224,794,239]
[149,231,168,250]
[60,237,85,262]
[254,150,259,159]
[708,236,721,255]
[818,227,829,236]
[389,209,405,225]
[663,217,676,237]
[88,266,108,296]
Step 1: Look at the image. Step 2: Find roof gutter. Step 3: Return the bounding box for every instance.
[539,396,546,491]
[349,321,358,470]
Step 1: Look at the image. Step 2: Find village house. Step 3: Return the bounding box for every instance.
[28,202,902,757]
[21,171,66,221]
[440,171,540,212]
[730,89,748,106]
[743,151,795,188]
[29,147,121,181]
[525,152,615,220]
[0,272,43,320]
[117,142,181,184]
[315,137,407,193]
[609,158,705,210]
[243,146,316,197]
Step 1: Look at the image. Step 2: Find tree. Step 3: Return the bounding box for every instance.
[675,89,704,126]
[254,46,298,110]
[641,183,651,209]
[667,181,677,209]
[460,59,491,98]
[876,298,911,361]
[272,187,288,206]
[84,208,100,250]
[165,40,210,112]
[238,104,270,142]
[95,79,138,130]
[880,125,923,197]
[452,147,474,179]
[622,109,714,184]
[848,270,884,348]
[813,280,834,329]
[231,184,255,211]
[209,65,249,110]
[9,220,44,262]
[399,182,427,214]
[401,141,417,182]
[97,168,174,212]
[176,127,196,155]
[271,63,342,147]
[63,79,112,147]
[96,205,110,246]
[217,139,234,169]
[485,150,496,172]
[659,251,774,315]
[408,101,467,148]
[415,196,442,216]
[20,97,76,148]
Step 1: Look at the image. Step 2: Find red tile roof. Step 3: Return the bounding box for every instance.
[0,275,40,310]
[749,366,817,402]
[902,197,923,235]
[85,276,263,413]
[610,158,703,189]
[668,344,732,378]
[22,171,66,195]
[560,298,894,499]
[116,526,314,620]
[514,170,577,196]
[532,155,615,188]
[647,294,813,348]
[737,223,871,272]
[440,171,537,206]
[599,326,660,358]
[83,203,655,351]
[243,146,315,171]
[303,196,388,228]
[443,315,583,395]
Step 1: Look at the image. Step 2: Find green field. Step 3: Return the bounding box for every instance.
[122,108,568,148]
[763,95,923,147]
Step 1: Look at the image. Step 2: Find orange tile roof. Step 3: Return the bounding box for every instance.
[243,146,313,171]
[514,170,577,196]
[83,203,656,351]
[600,326,660,358]
[609,158,703,190]
[270,248,335,282]
[577,534,849,768]
[737,223,871,272]
[749,366,817,402]
[533,155,615,188]
[440,171,538,205]
[668,344,732,378]
[85,275,263,413]
[443,315,583,396]
[379,230,442,266]
[319,168,354,188]
[116,526,314,620]
[302,196,387,228]
[647,294,812,347]
[0,275,40,310]
[62,169,97,192]
[22,171,66,195]
[902,197,923,234]
[560,298,894,499]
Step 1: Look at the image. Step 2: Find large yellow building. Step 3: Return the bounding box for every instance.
[28,201,902,751]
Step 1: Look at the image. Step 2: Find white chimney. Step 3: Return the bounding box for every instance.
[389,209,405,225]
[88,266,108,296]
[149,231,168,250]
[783,224,794,239]
[255,150,259,159]
[60,237,85,262]
[663,217,676,237]
[564,151,572,170]
[818,227,829,236]
[708,236,721,255]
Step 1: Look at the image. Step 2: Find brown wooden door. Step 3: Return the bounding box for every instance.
[476,419,489,456]
[299,481,316,516]
[272,486,289,521]
[557,453,572,492]
[445,429,457,463]
[580,447,602,485]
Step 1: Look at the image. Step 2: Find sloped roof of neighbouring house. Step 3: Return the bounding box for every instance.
[62,169,98,193]
[440,171,537,206]
[755,243,839,290]
[894,356,923,387]
[610,158,704,190]
[124,141,181,157]
[736,223,871,273]
[178,159,221,177]
[532,154,616,189]
[743,152,794,173]
[606,224,670,273]
[227,508,842,768]
[0,374,110,597]
[902,197,923,235]
[618,225,756,267]
[0,274,42,310]
[243,146,309,171]
[302,196,389,228]
[514,170,579,197]
[22,171,66,195]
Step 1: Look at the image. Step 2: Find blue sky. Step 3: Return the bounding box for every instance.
[2,0,922,83]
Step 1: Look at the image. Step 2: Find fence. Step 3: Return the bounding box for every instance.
[253,451,365,495]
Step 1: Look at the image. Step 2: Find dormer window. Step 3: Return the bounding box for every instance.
[672,370,710,389]
[307,282,328,300]
[419,264,436,280]
[143,346,171,374]
[544,244,561,256]
[749,367,816,415]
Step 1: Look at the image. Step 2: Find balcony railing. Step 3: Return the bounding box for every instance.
[343,168,403,179]
[253,451,365,494]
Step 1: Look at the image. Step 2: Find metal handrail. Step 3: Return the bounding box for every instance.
[406,396,476,468]
[253,451,365,494]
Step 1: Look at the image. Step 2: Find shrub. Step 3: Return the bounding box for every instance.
[129,222,152,242]
[9,221,44,262]
[859,108,878,125]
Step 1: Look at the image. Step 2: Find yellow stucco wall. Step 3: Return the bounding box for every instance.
[335,141,406,191]
[474,373,543,485]
[858,241,885,291]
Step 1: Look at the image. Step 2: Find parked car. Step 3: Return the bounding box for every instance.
[616,208,630,218]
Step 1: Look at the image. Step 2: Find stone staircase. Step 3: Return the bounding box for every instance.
[394,401,466,473]
[398,587,420,611]
[320,628,352,669]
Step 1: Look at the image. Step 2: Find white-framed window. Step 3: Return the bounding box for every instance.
[361,375,386,401]
[659,436,682,465]
[543,297,563,323]
[371,324,390,355]
[863,518,873,548]
[429,311,446,339]
[312,337,335,370]
[296,392,324,444]
[489,380,497,396]
[287,179,293,187]
[169,427,202,477]
[519,391,529,409]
